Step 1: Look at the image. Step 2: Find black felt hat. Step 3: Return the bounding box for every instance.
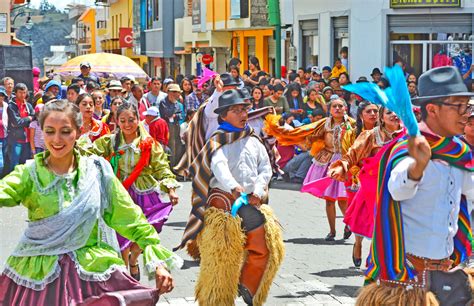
[220,73,241,87]
[412,66,474,106]
[214,89,252,114]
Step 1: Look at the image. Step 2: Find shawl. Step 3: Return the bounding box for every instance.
[107,124,155,190]
[12,156,118,257]
[263,114,356,157]
[175,127,257,251]
[366,132,474,282]
[174,98,274,176]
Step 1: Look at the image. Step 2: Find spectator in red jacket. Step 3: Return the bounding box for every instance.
[142,106,169,148]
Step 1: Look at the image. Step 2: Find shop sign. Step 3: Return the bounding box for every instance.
[119,28,133,48]
[0,14,6,33]
[192,0,201,32]
[390,0,461,9]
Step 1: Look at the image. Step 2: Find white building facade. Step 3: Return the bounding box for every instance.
[285,0,474,80]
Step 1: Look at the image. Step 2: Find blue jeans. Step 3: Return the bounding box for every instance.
[6,141,31,174]
[0,138,5,176]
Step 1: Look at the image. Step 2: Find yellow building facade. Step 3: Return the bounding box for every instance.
[100,0,147,68]
[77,8,96,55]
[176,0,274,75]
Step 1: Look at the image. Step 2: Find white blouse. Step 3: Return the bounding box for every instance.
[388,157,474,260]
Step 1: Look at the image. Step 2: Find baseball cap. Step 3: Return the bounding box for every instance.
[0,86,7,98]
[163,78,174,85]
[311,66,321,75]
[80,62,91,68]
[143,106,160,117]
[125,75,136,84]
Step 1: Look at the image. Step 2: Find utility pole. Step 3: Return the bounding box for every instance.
[267,0,281,78]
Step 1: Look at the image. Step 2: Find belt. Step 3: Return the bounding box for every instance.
[380,254,452,289]
[207,188,235,212]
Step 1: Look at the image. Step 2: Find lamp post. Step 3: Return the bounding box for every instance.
[11,12,33,32]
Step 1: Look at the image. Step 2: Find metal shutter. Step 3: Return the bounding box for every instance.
[268,36,276,59]
[389,14,472,33]
[300,19,318,36]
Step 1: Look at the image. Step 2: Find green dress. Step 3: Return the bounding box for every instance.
[0,150,182,289]
[92,131,180,193]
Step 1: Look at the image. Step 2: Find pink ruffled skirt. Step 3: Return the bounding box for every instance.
[302,153,347,201]
[343,155,379,238]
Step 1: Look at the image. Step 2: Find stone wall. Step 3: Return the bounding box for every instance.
[250,0,269,27]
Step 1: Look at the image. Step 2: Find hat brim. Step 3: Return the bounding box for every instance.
[411,92,474,106]
[223,82,241,87]
[214,101,251,114]
[168,89,183,93]
[108,86,123,90]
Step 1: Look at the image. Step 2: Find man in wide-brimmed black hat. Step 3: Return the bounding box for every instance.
[175,72,256,176]
[357,66,474,305]
[370,67,382,83]
[176,88,284,306]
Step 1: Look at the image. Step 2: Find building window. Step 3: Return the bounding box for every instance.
[389,14,472,78]
[97,20,106,29]
[146,0,159,29]
[300,19,318,68]
[332,16,349,68]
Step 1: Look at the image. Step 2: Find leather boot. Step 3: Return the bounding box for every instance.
[240,225,270,297]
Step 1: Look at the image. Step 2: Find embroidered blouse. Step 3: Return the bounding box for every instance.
[92,128,180,193]
[0,151,182,290]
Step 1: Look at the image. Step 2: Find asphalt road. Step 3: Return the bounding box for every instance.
[0,181,370,306]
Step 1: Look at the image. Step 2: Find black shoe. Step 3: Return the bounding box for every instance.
[343,225,352,240]
[238,284,254,306]
[282,172,290,182]
[129,263,140,281]
[325,232,336,241]
[352,244,362,268]
[290,177,304,184]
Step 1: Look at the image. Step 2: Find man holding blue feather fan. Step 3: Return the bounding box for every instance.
[348,66,474,305]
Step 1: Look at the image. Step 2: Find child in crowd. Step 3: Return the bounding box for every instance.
[29,104,45,156]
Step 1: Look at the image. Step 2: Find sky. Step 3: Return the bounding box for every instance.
[29,0,95,11]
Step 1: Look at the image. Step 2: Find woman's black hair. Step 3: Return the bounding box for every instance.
[306,88,319,101]
[251,86,264,108]
[338,72,351,84]
[249,56,261,70]
[113,102,139,152]
[284,83,303,108]
[75,93,93,106]
[356,100,374,136]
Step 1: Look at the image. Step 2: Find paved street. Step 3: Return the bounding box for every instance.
[0,181,369,305]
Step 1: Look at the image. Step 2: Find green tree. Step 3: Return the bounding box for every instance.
[39,0,57,15]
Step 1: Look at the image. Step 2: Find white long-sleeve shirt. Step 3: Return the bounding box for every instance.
[204,90,222,140]
[210,136,272,198]
[388,156,474,260]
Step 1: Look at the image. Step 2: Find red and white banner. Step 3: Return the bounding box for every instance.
[119,28,133,48]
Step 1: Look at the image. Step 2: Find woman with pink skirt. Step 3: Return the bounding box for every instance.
[329,107,402,268]
[265,97,356,241]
